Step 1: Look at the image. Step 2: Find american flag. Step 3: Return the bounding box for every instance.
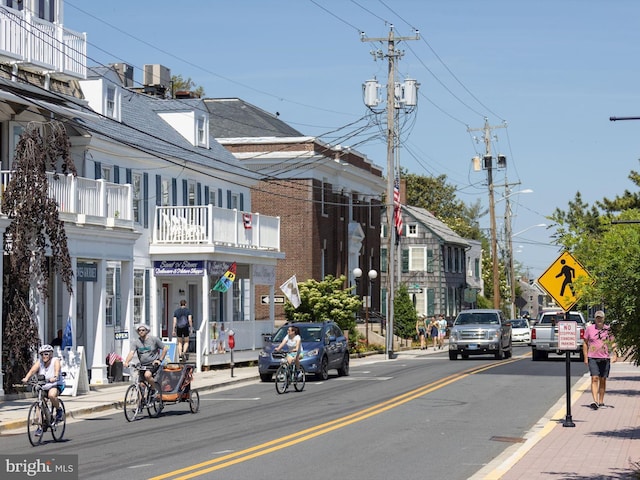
[393,176,402,242]
[107,352,119,365]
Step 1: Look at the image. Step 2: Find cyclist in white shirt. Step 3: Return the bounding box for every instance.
[274,325,303,370]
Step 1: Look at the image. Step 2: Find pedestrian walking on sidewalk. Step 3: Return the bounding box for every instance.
[428,316,439,350]
[583,310,618,410]
[416,315,427,350]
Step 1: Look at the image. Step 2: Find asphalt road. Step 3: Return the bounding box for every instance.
[0,345,589,480]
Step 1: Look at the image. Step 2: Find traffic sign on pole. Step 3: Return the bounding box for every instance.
[537,251,594,312]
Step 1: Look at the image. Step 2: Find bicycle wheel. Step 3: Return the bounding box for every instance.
[27,402,45,446]
[50,400,66,442]
[189,389,200,413]
[294,367,306,392]
[147,388,163,418]
[275,364,288,394]
[123,384,141,422]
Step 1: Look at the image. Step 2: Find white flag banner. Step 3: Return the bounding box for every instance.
[280,274,301,309]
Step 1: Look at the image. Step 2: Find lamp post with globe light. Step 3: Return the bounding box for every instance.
[353,267,378,345]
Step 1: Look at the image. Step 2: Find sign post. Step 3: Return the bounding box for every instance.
[558,320,578,427]
[538,252,594,428]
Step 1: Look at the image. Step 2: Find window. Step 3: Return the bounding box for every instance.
[407,224,418,237]
[9,122,23,164]
[106,87,116,118]
[7,0,24,11]
[197,115,207,146]
[474,258,480,279]
[132,173,141,224]
[106,267,115,326]
[187,181,196,206]
[381,247,388,273]
[37,0,55,21]
[230,193,239,210]
[161,178,171,206]
[410,247,425,271]
[101,165,112,182]
[208,188,217,206]
[133,269,145,325]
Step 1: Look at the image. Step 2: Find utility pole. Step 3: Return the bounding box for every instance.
[504,182,517,318]
[469,118,506,310]
[362,26,419,359]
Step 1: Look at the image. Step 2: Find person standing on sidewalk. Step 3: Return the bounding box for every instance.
[583,310,617,410]
[172,299,193,362]
[416,315,427,350]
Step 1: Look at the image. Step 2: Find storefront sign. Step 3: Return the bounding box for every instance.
[153,260,205,276]
[77,262,97,282]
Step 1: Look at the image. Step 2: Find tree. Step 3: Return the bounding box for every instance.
[283,275,361,341]
[171,74,205,98]
[2,122,75,391]
[394,284,417,340]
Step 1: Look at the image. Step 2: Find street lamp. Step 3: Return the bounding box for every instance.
[353,268,377,345]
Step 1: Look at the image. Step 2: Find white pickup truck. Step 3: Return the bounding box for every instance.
[530,310,586,361]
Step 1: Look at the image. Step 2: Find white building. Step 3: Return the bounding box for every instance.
[0,1,282,393]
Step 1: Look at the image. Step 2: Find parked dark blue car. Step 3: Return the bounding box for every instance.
[258,321,350,382]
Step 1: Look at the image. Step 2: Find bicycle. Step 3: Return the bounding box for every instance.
[17,375,67,446]
[123,364,163,422]
[272,351,305,394]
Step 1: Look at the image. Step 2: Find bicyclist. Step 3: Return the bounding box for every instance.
[22,344,65,424]
[124,324,168,394]
[274,325,303,373]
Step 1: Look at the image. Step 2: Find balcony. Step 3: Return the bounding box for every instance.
[0,7,86,80]
[152,205,280,252]
[0,171,133,229]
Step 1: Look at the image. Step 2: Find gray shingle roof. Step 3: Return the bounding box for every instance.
[403,204,470,247]
[205,98,303,138]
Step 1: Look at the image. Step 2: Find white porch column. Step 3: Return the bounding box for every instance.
[199,274,210,372]
[119,260,133,357]
[0,230,4,396]
[91,259,107,385]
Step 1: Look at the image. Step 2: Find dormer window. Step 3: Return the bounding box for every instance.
[197,115,207,147]
[106,87,115,118]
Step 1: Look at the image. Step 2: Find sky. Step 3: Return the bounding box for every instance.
[63,0,640,278]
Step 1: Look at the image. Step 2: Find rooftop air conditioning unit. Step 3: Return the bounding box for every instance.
[143,64,171,88]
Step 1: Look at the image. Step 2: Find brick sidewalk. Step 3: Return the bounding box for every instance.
[482,361,640,479]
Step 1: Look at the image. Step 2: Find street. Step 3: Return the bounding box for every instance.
[0,346,588,480]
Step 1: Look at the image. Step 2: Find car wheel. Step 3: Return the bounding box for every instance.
[315,356,329,381]
[259,373,272,382]
[494,347,504,360]
[505,341,513,359]
[449,351,458,360]
[337,354,350,376]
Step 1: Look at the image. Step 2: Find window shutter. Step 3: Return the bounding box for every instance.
[126,168,132,184]
[204,186,210,204]
[172,178,177,206]
[94,162,101,180]
[239,193,244,211]
[114,166,120,184]
[182,179,188,205]
[197,182,202,205]
[143,173,149,228]
[227,190,231,209]
[155,175,162,206]
[218,188,223,207]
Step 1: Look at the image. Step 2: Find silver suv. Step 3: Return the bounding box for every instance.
[448,309,513,360]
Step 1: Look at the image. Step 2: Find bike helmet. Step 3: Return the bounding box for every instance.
[38,344,54,354]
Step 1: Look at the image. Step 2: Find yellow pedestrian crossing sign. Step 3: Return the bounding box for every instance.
[538,251,594,311]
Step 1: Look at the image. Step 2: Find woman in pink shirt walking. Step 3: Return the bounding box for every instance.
[583,310,618,410]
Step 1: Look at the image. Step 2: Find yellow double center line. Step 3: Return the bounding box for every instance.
[151,359,518,480]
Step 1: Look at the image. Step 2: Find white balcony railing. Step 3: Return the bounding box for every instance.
[153,205,280,251]
[0,7,86,79]
[0,171,133,227]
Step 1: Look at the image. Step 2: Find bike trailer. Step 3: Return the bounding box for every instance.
[159,363,194,402]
